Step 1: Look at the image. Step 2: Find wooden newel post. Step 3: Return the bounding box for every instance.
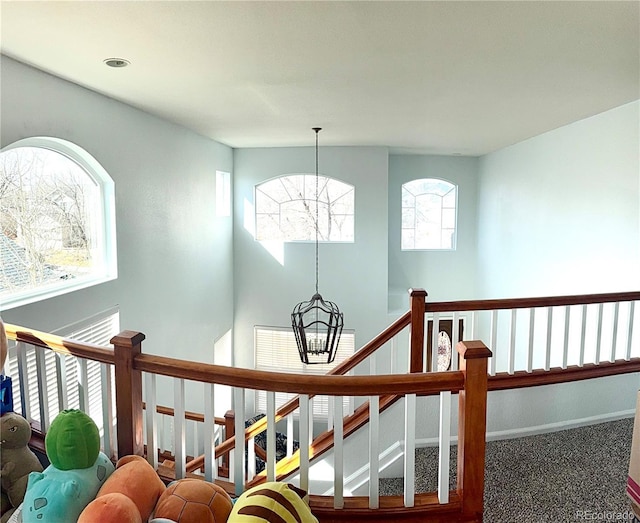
[111,330,145,458]
[457,340,492,521]
[409,288,427,373]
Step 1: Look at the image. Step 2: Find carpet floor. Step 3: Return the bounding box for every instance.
[379,418,637,522]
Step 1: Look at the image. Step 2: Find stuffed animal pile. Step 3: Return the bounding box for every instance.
[2,401,317,523]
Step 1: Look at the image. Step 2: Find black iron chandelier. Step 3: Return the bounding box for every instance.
[291,128,344,364]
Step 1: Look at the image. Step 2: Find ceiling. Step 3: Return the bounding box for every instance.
[1,1,638,156]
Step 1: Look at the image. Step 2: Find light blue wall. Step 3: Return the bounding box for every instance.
[233,146,389,371]
[0,57,235,363]
[388,155,479,310]
[477,101,640,298]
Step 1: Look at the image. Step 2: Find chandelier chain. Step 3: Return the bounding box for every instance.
[314,127,320,296]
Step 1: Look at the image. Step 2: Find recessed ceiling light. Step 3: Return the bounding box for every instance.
[103,58,130,68]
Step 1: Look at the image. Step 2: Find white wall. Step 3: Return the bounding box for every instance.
[232,146,390,374]
[387,155,479,310]
[0,57,235,365]
[470,100,640,444]
[476,100,640,298]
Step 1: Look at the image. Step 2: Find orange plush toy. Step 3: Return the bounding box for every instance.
[78,455,165,523]
[152,478,233,523]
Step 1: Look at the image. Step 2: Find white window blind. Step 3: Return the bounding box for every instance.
[6,308,119,429]
[254,326,354,418]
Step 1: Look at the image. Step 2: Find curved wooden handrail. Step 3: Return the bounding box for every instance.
[134,352,464,396]
[5,324,115,364]
[425,290,640,313]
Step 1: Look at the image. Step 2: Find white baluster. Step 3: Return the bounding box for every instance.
[78,358,89,413]
[204,382,216,481]
[146,373,158,469]
[471,311,477,340]
[266,391,276,481]
[438,391,451,504]
[247,436,256,481]
[611,302,619,362]
[451,312,459,371]
[333,395,344,509]
[369,395,379,509]
[562,306,570,369]
[100,364,114,459]
[404,393,416,508]
[579,304,587,367]
[508,309,517,375]
[595,303,604,363]
[432,312,440,372]
[545,308,553,371]
[17,342,30,419]
[391,337,397,374]
[286,414,294,458]
[233,388,245,496]
[55,353,68,412]
[527,309,535,373]
[299,395,310,493]
[35,347,50,430]
[626,301,635,360]
[174,379,186,479]
[490,310,498,375]
[308,397,314,446]
[327,395,334,431]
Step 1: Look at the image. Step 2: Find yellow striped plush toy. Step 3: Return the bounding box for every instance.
[228,482,318,523]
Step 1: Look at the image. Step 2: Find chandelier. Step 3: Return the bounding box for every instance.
[291,128,344,364]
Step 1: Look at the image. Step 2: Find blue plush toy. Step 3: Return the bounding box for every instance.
[22,451,114,523]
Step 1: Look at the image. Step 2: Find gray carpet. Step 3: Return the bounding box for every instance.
[379,418,638,522]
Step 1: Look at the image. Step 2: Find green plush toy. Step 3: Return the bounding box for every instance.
[22,409,114,523]
[45,409,100,470]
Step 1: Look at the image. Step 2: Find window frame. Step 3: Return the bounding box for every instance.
[0,137,117,310]
[401,177,458,251]
[254,173,355,243]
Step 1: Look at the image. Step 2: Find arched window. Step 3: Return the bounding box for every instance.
[402,178,457,250]
[0,137,117,309]
[255,174,354,242]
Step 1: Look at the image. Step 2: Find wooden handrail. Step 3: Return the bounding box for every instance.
[5,324,115,364]
[134,352,464,396]
[488,357,640,390]
[143,402,226,425]
[425,290,640,313]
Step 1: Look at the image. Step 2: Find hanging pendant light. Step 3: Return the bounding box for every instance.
[291,128,344,364]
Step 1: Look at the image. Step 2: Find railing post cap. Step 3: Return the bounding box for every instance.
[408,288,428,298]
[458,340,492,359]
[111,330,146,347]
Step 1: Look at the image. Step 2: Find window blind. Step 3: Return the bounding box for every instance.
[6,308,119,427]
[254,326,354,418]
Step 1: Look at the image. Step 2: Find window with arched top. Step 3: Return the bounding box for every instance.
[401,178,457,250]
[0,137,117,309]
[255,174,354,242]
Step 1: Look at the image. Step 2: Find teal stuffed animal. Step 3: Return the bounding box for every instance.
[22,410,114,523]
[22,451,114,523]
